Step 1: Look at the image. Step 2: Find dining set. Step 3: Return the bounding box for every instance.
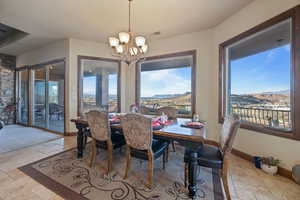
[71,106,240,200]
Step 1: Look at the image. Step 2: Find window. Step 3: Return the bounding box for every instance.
[78,56,120,115]
[136,51,196,117]
[219,6,300,140]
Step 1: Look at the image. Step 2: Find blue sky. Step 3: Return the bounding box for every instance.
[230,44,291,94]
[141,67,191,97]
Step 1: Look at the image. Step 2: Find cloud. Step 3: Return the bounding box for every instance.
[141,68,191,97]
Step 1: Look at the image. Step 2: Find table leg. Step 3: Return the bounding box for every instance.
[188,151,198,198]
[77,127,84,158]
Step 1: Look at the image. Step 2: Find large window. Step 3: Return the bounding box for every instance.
[219,6,300,140]
[136,51,196,116]
[78,56,120,116]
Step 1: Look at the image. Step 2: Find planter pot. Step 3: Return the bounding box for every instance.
[261,164,278,175]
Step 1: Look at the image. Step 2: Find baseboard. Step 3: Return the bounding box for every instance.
[64,132,77,136]
[231,148,293,180]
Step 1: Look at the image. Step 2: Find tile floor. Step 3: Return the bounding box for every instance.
[0,136,299,200]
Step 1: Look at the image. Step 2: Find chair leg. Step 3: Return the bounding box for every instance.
[184,163,188,188]
[166,144,169,162]
[147,149,154,189]
[89,139,97,167]
[162,149,166,170]
[124,146,131,179]
[107,140,113,174]
[171,141,176,152]
[221,158,231,200]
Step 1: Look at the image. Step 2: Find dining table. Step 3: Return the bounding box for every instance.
[71,114,207,198]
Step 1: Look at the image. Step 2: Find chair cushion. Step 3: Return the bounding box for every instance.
[96,131,126,150]
[197,144,223,169]
[130,139,169,160]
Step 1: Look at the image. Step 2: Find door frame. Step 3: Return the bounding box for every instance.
[16,58,66,135]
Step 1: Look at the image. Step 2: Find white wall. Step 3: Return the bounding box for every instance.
[212,0,300,170]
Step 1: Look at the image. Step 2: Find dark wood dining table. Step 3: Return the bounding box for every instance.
[71,115,207,198]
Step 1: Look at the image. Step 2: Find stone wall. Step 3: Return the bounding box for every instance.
[0,54,16,124]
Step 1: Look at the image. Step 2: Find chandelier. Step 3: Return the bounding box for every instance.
[108,0,148,65]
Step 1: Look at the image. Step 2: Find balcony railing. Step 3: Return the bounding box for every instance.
[231,106,291,130]
[141,103,191,115]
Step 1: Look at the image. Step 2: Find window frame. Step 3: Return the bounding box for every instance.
[77,55,121,116]
[219,5,300,141]
[135,50,197,117]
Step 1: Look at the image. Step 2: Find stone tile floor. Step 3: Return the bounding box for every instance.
[0,136,299,200]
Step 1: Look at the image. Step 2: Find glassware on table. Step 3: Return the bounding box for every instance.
[193,113,200,122]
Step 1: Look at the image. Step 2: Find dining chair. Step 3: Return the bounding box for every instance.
[139,105,152,115]
[184,114,240,200]
[121,113,169,188]
[86,110,126,174]
[157,106,177,119]
[157,106,177,152]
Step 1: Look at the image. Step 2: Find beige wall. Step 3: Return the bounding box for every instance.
[17,39,68,67]
[212,0,300,170]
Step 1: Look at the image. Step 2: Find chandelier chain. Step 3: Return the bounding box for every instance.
[129,0,131,32]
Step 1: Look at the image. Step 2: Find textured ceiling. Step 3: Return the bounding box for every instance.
[0,0,253,55]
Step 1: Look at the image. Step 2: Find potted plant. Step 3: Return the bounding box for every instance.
[261,156,280,175]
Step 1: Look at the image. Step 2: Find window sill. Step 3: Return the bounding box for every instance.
[219,118,300,141]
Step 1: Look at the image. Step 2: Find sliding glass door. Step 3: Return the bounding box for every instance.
[48,63,64,132]
[16,60,65,133]
[33,68,47,128]
[16,70,29,125]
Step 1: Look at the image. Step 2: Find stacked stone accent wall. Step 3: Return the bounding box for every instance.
[0,54,16,124]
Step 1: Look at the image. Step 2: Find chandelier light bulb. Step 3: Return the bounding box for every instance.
[119,32,130,44]
[116,45,124,54]
[141,44,148,53]
[135,36,146,47]
[109,37,119,47]
[107,0,148,64]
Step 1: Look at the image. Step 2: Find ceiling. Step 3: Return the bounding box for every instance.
[0,0,253,56]
[230,19,290,60]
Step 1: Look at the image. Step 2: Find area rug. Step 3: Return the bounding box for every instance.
[19,144,224,200]
[0,125,62,153]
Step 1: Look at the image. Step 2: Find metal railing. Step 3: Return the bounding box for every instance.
[231,106,291,130]
[141,103,191,114]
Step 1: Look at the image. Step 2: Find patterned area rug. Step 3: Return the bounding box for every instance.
[19,145,224,200]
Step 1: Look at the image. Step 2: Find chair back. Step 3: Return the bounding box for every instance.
[140,106,152,115]
[157,106,177,119]
[219,114,240,154]
[86,110,111,141]
[121,113,153,150]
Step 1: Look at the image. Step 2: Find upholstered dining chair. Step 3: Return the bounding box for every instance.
[184,114,240,200]
[86,110,126,174]
[121,113,169,188]
[157,106,177,119]
[139,105,152,115]
[157,106,177,152]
